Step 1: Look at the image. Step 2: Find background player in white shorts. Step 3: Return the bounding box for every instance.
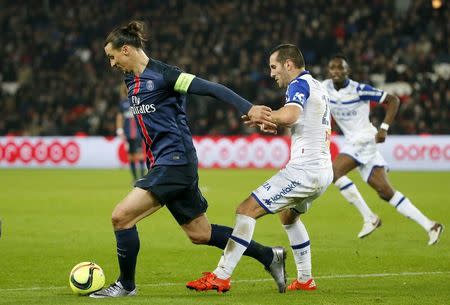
[323,55,443,245]
[187,44,333,293]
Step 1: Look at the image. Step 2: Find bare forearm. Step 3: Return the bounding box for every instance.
[382,94,400,125]
[272,106,301,127]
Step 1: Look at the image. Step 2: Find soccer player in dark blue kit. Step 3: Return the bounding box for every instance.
[116,83,146,181]
[90,21,287,298]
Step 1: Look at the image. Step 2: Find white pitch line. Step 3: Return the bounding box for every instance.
[1,271,449,292]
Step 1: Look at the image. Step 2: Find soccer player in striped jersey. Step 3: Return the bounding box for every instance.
[90,21,286,298]
[187,44,333,293]
[116,83,146,182]
[323,55,443,244]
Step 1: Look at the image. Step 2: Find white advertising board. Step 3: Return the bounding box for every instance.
[0,136,448,170]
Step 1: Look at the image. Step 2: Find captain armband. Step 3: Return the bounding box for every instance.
[174,73,196,94]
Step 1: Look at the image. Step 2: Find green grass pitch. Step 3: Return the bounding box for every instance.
[0,169,448,305]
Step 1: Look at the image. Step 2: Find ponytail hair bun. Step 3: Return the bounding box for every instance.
[105,20,147,49]
[126,21,145,36]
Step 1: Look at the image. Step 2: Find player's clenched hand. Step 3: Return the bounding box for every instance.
[375,129,387,143]
[247,105,277,129]
[241,115,256,127]
[241,115,277,134]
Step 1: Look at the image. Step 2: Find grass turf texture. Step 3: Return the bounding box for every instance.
[0,169,448,305]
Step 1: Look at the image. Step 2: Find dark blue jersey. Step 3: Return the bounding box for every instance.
[118,99,140,140]
[124,59,197,168]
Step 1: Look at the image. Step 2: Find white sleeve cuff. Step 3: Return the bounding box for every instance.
[379,92,388,103]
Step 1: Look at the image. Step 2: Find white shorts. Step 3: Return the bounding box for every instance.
[341,140,388,182]
[252,164,333,214]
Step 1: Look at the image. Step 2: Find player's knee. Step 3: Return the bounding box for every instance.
[111,208,129,229]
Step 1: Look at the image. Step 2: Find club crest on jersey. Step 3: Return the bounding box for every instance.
[146,80,155,91]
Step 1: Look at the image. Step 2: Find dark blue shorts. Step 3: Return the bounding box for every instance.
[126,138,142,154]
[134,163,208,225]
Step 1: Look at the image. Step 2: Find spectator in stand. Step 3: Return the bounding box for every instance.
[0,0,448,136]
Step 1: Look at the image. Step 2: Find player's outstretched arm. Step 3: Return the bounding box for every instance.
[271,104,302,127]
[165,70,276,129]
[375,93,400,143]
[186,76,276,129]
[241,104,300,133]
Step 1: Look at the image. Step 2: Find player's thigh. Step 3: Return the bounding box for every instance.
[252,167,318,215]
[236,195,268,219]
[112,187,162,226]
[333,153,359,181]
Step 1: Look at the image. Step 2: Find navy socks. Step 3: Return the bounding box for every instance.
[115,226,140,290]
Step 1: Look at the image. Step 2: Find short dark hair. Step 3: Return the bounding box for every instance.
[330,54,349,63]
[105,21,147,49]
[270,44,305,68]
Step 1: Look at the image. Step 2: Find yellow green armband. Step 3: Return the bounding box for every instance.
[174,73,195,94]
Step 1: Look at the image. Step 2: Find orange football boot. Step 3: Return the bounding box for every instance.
[287,278,317,291]
[186,272,231,293]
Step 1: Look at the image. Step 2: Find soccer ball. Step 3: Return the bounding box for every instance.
[69,262,105,295]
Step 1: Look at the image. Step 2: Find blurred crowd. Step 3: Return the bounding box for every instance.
[0,0,449,136]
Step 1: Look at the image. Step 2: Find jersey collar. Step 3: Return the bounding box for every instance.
[289,70,310,85]
[333,78,350,91]
[299,70,310,77]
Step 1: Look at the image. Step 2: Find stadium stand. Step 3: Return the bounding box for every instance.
[0,0,448,136]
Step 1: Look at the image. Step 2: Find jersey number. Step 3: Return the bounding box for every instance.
[321,96,330,125]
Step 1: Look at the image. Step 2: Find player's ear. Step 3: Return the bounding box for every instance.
[122,45,129,55]
[284,59,292,70]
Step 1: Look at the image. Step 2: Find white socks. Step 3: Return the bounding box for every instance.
[283,220,312,282]
[389,191,434,231]
[335,176,376,222]
[214,214,256,279]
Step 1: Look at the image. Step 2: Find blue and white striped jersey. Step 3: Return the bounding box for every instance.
[322,79,387,143]
[285,71,331,168]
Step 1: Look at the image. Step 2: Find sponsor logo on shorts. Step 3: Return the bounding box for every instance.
[263,180,300,205]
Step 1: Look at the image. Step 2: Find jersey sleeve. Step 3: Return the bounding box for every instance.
[356,83,387,103]
[286,79,310,108]
[162,66,195,94]
[163,65,252,114]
